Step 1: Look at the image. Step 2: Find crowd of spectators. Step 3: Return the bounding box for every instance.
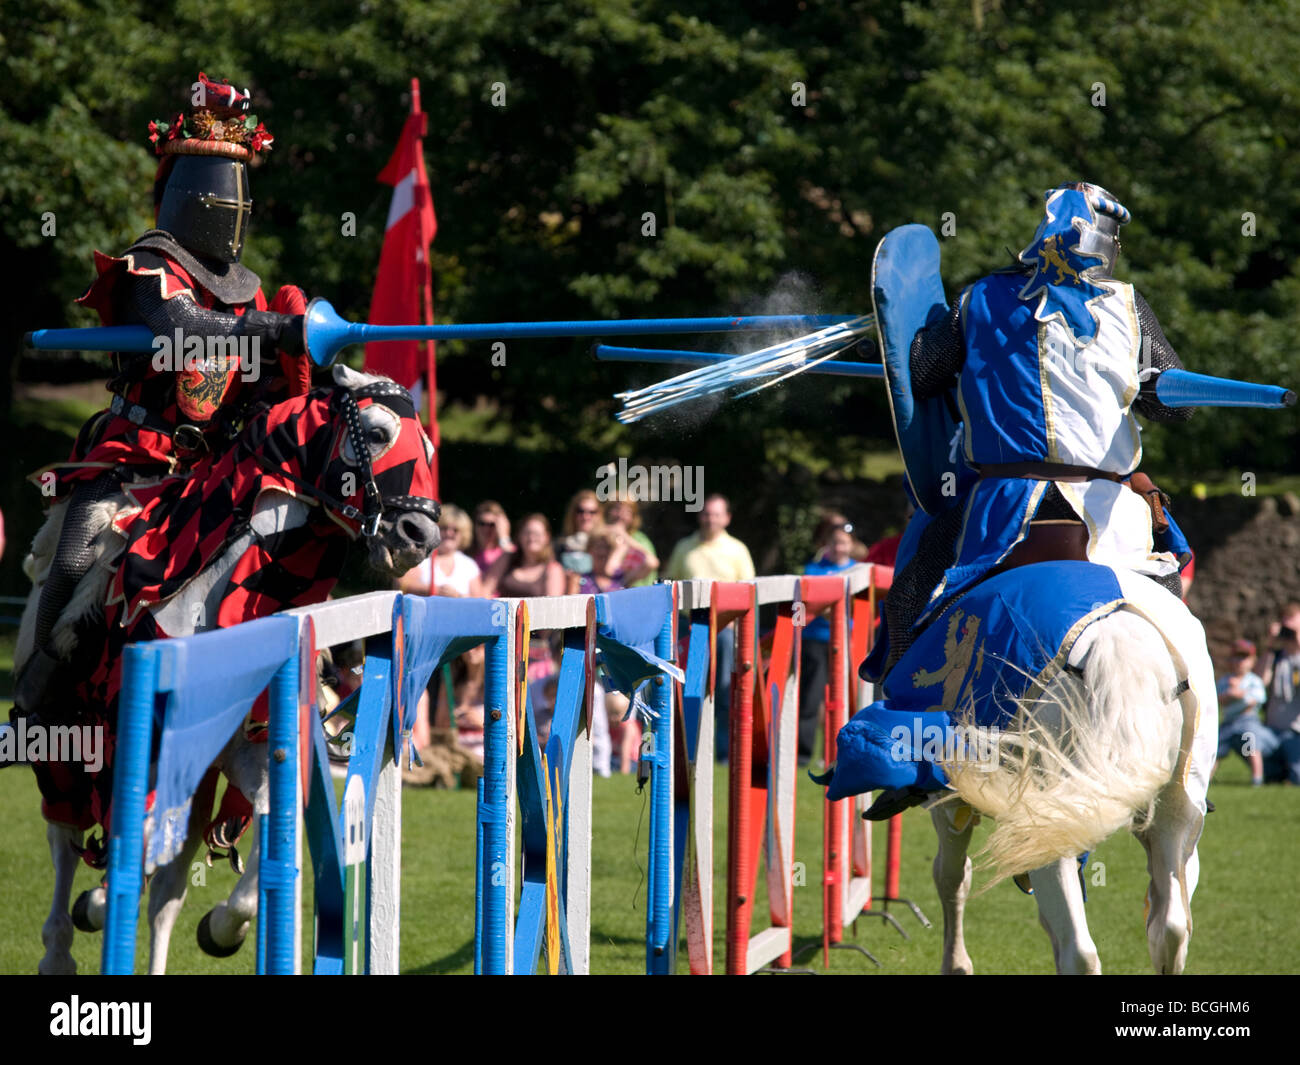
[398,493,930,781]
[402,492,741,779]
[1216,600,1300,786]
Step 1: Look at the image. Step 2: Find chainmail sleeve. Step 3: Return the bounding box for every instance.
[1132,289,1193,423]
[123,252,300,423]
[909,299,965,400]
[125,258,294,347]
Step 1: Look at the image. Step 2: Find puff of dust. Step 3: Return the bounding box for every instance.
[638,272,827,432]
[721,272,825,354]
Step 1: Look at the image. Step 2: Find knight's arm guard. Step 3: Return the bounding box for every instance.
[1132,290,1194,423]
[126,261,304,353]
[124,254,305,422]
[909,300,965,400]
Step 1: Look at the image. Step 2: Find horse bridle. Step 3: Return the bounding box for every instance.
[241,381,440,540]
[338,382,390,537]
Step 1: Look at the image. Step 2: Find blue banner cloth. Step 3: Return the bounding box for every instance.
[146,616,299,870]
[827,561,1126,800]
[396,596,507,756]
[595,585,683,719]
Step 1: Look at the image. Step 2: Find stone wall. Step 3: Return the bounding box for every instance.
[1180,492,1300,668]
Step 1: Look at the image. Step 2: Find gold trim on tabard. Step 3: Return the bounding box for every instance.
[1037,320,1062,462]
[1118,282,1143,462]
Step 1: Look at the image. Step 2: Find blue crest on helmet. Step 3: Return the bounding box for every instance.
[1017,188,1119,343]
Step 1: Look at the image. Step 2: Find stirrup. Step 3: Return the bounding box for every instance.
[862,785,932,821]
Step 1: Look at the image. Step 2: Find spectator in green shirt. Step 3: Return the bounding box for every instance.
[664,494,755,761]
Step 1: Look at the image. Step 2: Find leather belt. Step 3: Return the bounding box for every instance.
[110,394,207,453]
[978,461,1124,484]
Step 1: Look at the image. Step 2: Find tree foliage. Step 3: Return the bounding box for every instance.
[3,0,1299,484]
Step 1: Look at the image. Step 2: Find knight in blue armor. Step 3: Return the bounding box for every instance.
[825,182,1196,818]
[874,183,1192,680]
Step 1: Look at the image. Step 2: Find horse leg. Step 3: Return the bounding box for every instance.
[198,813,261,957]
[146,801,207,975]
[931,804,974,974]
[1135,782,1204,975]
[1029,858,1100,974]
[199,731,270,958]
[40,823,83,975]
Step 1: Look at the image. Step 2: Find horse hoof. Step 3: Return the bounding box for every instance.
[197,911,245,958]
[71,890,100,934]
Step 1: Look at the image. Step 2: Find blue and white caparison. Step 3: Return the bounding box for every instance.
[821,561,1130,803]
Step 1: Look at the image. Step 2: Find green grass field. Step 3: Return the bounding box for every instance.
[1,750,1295,975]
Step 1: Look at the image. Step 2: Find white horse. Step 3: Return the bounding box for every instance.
[925,567,1218,975]
[14,366,439,974]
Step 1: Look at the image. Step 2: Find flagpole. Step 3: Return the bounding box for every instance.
[411,77,440,496]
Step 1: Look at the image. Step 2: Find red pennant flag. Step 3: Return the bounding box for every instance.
[365,109,436,387]
[365,82,439,491]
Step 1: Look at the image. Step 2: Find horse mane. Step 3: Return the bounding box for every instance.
[943,609,1185,888]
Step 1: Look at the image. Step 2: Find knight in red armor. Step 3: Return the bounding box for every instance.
[15,73,315,715]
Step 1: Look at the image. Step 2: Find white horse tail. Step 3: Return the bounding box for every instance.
[944,609,1185,886]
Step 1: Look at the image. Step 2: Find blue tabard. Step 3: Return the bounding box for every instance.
[957,275,1054,463]
[917,264,1150,621]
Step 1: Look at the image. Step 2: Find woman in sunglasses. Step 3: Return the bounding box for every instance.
[471,500,512,571]
[560,490,603,553]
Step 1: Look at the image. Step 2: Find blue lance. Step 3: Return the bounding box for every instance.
[23,298,860,367]
[1153,368,1295,409]
[23,299,1294,413]
[603,340,1294,422]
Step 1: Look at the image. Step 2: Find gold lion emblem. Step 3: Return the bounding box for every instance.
[1036,234,1084,286]
[911,608,984,710]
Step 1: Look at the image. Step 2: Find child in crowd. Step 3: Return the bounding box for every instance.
[1216,638,1268,786]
